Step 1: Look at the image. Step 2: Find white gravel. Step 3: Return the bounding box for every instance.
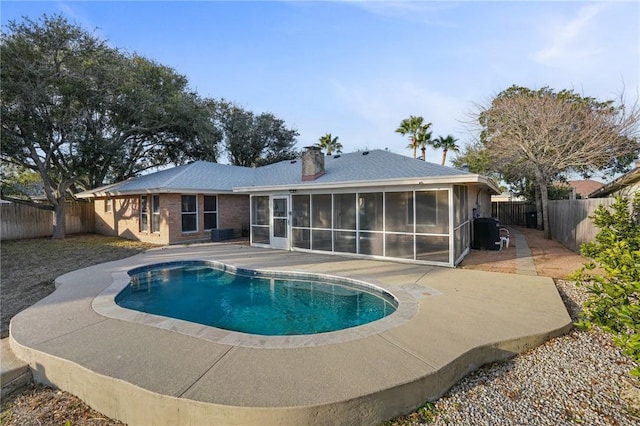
[417,279,639,426]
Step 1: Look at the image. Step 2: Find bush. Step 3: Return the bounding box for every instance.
[570,193,640,376]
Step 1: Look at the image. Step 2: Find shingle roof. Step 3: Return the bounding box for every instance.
[77,161,256,196]
[78,149,496,197]
[566,180,604,198]
[588,164,640,198]
[246,149,468,189]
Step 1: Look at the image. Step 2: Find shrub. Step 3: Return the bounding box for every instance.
[570,193,640,376]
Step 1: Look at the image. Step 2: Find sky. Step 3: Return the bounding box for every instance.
[1,1,639,165]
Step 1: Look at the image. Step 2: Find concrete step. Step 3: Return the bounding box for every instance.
[1,337,32,398]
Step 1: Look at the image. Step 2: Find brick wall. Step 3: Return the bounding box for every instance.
[219,194,250,236]
[94,193,250,245]
[94,198,117,237]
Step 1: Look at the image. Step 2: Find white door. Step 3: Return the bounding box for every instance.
[271,196,289,250]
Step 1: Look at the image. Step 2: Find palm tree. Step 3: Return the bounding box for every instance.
[395,116,431,159]
[317,133,343,155]
[416,127,433,161]
[433,135,460,165]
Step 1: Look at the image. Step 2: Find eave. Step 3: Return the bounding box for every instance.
[232,174,501,195]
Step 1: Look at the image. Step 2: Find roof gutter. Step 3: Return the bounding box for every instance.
[232,174,501,195]
[76,188,237,198]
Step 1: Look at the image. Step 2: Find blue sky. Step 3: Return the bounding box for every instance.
[2,1,639,164]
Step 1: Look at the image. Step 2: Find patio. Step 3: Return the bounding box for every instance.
[9,242,572,425]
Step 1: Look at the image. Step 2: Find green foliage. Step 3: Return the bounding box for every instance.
[451,141,496,178]
[383,400,438,425]
[416,401,438,423]
[317,133,342,155]
[415,127,434,161]
[1,14,220,238]
[433,134,459,165]
[0,164,42,198]
[395,116,432,159]
[213,101,299,167]
[570,193,640,376]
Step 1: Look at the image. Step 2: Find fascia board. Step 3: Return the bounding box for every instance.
[77,188,236,198]
[233,174,501,194]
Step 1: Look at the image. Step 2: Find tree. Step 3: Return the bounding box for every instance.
[477,85,640,238]
[317,133,343,155]
[451,141,493,176]
[0,164,42,199]
[415,127,433,161]
[395,116,432,159]
[214,101,299,167]
[1,15,219,238]
[433,135,459,165]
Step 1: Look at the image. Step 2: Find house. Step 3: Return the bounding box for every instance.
[76,162,255,245]
[588,160,640,198]
[566,180,604,198]
[78,147,500,267]
[491,191,526,203]
[553,180,604,199]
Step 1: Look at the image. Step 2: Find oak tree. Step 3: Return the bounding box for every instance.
[1,15,219,238]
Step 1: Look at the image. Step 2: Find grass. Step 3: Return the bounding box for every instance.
[0,234,158,338]
[1,234,157,426]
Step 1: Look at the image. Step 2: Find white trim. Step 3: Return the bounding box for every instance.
[264,188,456,267]
[78,188,236,198]
[270,195,290,250]
[233,174,500,194]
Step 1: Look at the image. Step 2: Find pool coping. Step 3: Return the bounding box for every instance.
[94,260,420,349]
[9,243,573,425]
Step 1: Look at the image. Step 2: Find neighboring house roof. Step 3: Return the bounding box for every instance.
[77,150,501,198]
[557,180,604,198]
[588,162,640,198]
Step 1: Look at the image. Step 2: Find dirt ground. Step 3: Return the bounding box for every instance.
[0,235,159,339]
[459,226,589,279]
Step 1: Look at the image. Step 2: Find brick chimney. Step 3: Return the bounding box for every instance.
[302,146,325,181]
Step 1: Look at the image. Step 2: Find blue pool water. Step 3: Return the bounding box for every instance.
[116,261,397,336]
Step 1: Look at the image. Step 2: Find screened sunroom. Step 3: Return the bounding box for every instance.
[249,185,471,267]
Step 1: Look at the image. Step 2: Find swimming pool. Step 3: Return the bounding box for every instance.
[116,261,398,336]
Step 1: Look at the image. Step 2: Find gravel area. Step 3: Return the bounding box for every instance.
[390,279,640,426]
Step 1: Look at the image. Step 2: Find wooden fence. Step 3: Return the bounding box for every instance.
[492,201,536,226]
[547,198,615,253]
[1,201,95,240]
[494,199,617,252]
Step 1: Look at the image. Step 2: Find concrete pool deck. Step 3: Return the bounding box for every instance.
[8,243,572,425]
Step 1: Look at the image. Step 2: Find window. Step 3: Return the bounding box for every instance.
[151,195,160,233]
[181,195,197,233]
[105,199,112,213]
[204,196,217,230]
[140,196,148,232]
